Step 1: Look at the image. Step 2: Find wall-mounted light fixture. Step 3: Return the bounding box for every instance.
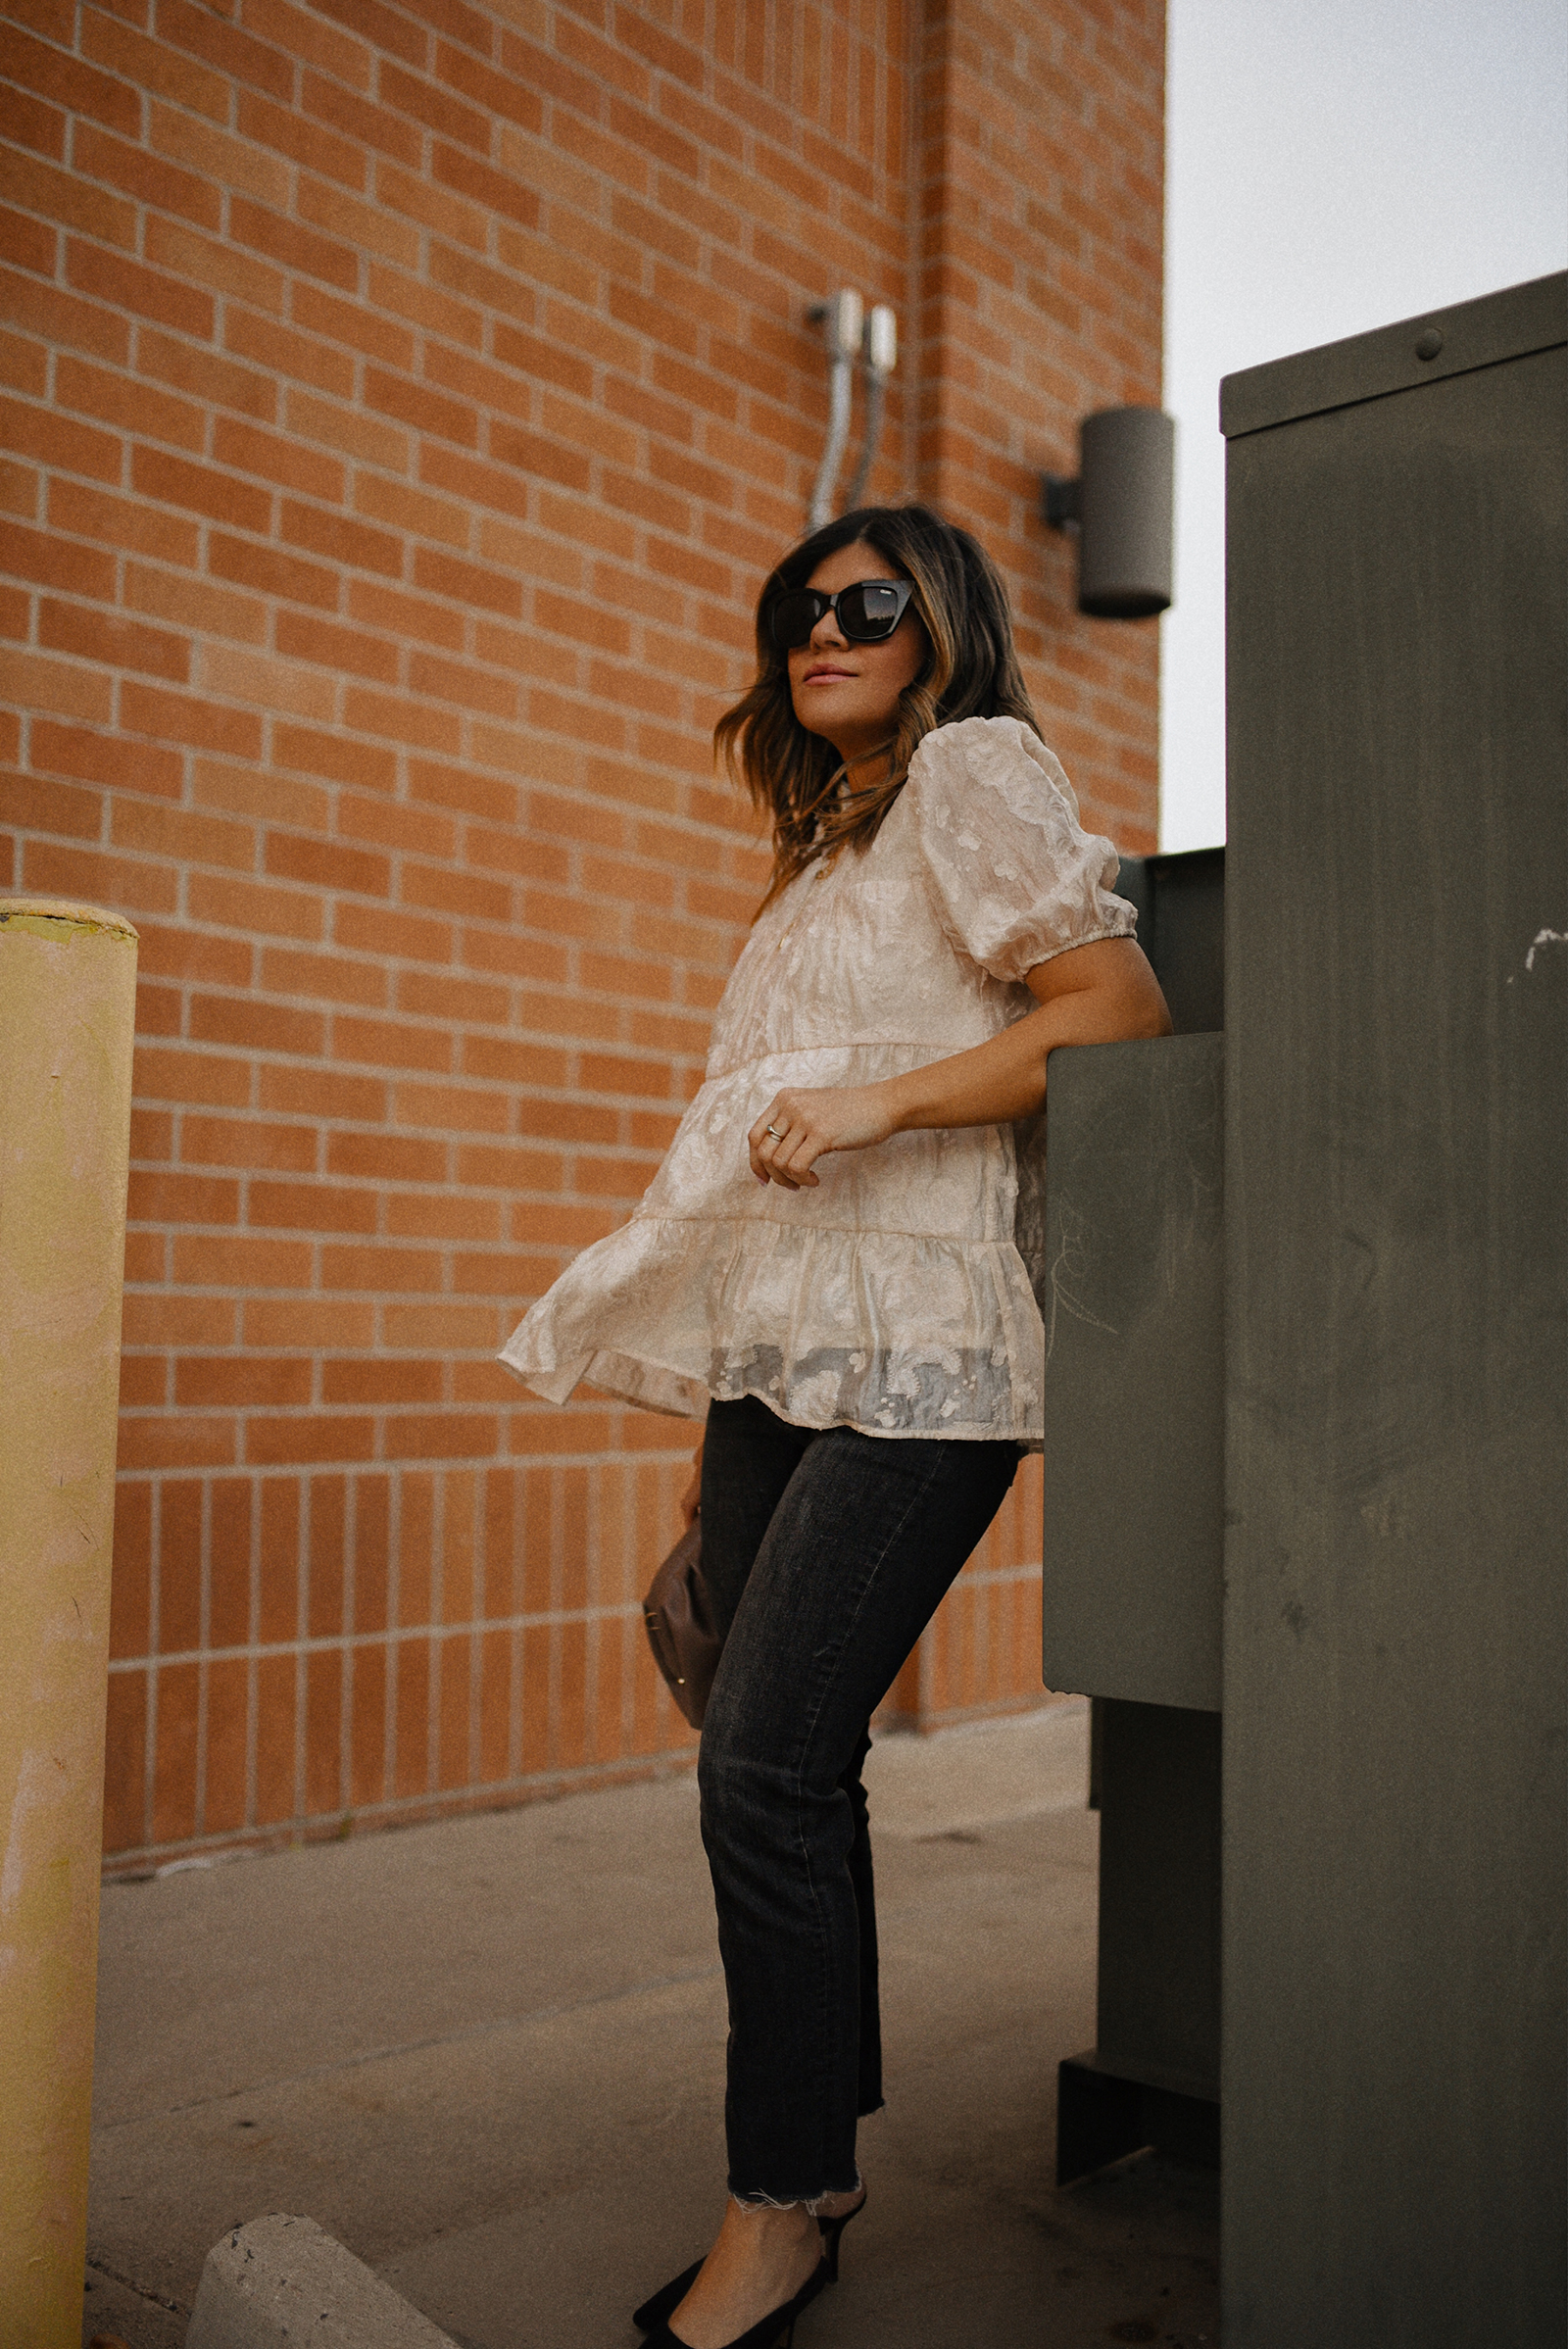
[808,291,898,530]
[1044,407,1176,618]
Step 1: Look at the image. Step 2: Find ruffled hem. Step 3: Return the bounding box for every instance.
[499,1212,1046,1444]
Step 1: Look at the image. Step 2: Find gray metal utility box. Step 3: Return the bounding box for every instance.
[1040,857,1225,2181]
[1221,274,1566,2344]
[1038,273,1565,2345]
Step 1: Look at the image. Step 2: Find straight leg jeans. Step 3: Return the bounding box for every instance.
[696,1396,1019,2207]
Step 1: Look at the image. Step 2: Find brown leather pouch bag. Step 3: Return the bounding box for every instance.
[642,1517,722,1729]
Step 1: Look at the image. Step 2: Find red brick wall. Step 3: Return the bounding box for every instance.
[0,0,1163,1867]
[917,0,1165,828]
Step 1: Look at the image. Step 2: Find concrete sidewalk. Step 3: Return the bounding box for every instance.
[83,1701,1218,2348]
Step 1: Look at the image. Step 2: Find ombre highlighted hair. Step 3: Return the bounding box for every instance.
[715,504,1041,911]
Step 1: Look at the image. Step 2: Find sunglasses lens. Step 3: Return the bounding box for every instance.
[769,579,909,648]
[770,591,823,649]
[839,581,906,640]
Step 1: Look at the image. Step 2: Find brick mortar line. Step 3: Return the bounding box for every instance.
[131,910,748,954]
[120,1022,717,1060]
[122,1160,674,1181]
[127,1108,693,1140]
[105,1554,1046,1678]
[1,806,763,891]
[110,1452,698,1486]
[107,1604,663,1669]
[131,1000,732,1043]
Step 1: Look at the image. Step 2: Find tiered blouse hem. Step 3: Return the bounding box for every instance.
[499,1210,1046,1446]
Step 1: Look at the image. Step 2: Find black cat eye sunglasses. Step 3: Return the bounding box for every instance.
[768,577,916,651]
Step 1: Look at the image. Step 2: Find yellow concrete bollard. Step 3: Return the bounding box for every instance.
[0,900,138,2349]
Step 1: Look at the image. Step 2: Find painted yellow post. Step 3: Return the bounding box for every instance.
[0,900,138,2349]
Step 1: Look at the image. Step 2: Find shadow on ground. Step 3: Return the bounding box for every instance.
[84,1702,1217,2347]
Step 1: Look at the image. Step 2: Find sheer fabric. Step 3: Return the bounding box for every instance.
[499,716,1136,1444]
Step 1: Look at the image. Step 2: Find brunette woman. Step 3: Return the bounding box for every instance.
[502,506,1171,2348]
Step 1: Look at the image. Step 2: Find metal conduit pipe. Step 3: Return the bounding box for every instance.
[808,288,862,530]
[843,304,898,514]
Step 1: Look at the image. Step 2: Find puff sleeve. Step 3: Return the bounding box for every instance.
[907,715,1137,983]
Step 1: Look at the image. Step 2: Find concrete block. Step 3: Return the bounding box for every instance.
[185,2215,458,2349]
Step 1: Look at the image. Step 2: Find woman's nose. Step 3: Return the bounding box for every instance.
[810,608,847,649]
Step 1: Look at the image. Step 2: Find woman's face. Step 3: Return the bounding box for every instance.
[786,539,927,765]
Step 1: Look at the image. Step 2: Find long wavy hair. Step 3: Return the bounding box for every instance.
[715,504,1041,911]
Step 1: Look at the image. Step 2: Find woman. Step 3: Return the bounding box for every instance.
[502,505,1171,2348]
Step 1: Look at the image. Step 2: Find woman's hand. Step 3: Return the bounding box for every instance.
[749,1082,900,1189]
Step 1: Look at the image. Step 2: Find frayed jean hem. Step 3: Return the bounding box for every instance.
[727,2169,863,2218]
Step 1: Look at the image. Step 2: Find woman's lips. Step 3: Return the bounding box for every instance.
[803,666,855,681]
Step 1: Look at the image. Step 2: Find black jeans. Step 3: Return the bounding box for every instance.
[696,1395,1019,2206]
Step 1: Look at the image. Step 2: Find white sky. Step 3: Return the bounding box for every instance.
[1160,0,1568,851]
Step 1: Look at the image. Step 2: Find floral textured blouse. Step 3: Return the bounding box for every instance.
[500,715,1137,1446]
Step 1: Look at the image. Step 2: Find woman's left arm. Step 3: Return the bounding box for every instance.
[749,936,1172,1189]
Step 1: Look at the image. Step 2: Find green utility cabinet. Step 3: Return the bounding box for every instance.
[1040,856,1225,2182]
[1040,273,1565,2344]
[1221,274,1566,2346]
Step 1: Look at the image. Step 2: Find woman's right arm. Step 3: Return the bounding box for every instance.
[750,935,1170,1188]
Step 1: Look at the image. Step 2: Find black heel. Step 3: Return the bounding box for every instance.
[639,2255,827,2349]
[816,2184,866,2280]
[633,2256,704,2333]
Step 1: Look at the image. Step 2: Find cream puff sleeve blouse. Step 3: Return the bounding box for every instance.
[499,715,1137,1446]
